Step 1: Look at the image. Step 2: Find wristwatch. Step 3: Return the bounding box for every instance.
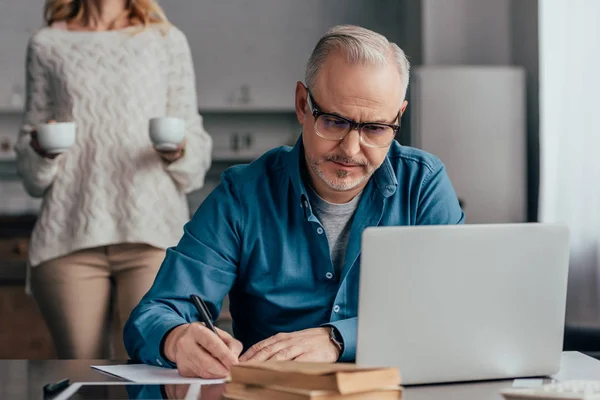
[329,327,344,355]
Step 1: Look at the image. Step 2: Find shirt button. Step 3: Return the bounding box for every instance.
[333,305,340,313]
[325,272,333,279]
[317,227,324,234]
[303,200,309,208]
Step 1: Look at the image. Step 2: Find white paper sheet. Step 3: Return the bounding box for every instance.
[91,364,225,384]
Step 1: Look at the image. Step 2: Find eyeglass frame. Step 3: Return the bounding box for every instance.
[305,86,402,149]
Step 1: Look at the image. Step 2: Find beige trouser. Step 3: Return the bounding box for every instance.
[30,243,165,359]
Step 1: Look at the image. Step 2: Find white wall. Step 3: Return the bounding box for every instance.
[538,0,600,328]
[421,0,512,65]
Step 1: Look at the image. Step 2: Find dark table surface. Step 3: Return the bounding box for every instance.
[2,352,600,400]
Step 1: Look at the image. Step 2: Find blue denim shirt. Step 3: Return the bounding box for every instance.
[124,137,464,366]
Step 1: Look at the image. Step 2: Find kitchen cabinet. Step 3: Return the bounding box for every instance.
[0,215,55,359]
[162,0,403,111]
[0,285,56,359]
[203,112,299,162]
[0,1,404,112]
[211,127,299,161]
[0,0,45,112]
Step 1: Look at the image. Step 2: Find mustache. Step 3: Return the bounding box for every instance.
[323,155,367,166]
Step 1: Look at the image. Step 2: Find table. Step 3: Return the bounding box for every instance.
[1,352,600,400]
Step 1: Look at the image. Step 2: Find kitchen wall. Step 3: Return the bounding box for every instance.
[418,0,539,221]
[0,0,540,219]
[0,0,406,217]
[421,0,512,65]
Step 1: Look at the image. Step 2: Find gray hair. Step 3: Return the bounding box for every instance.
[305,25,410,100]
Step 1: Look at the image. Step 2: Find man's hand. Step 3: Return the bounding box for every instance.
[163,323,243,378]
[155,139,186,163]
[239,327,340,363]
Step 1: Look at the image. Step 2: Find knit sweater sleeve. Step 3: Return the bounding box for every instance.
[163,27,213,193]
[14,35,59,198]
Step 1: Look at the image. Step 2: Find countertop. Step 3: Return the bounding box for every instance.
[2,353,600,400]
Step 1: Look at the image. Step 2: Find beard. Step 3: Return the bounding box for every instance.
[307,153,376,191]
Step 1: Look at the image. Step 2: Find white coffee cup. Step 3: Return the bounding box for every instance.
[149,117,185,151]
[36,122,76,154]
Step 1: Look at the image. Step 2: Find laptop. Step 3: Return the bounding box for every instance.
[356,223,570,385]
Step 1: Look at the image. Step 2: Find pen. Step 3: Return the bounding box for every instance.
[43,378,70,397]
[190,294,218,336]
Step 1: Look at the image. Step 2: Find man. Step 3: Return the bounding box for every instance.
[124,25,464,378]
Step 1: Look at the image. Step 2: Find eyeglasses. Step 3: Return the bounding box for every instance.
[306,88,401,148]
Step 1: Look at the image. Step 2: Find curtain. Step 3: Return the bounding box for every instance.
[538,0,600,327]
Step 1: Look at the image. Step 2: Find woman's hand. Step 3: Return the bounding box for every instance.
[155,139,186,163]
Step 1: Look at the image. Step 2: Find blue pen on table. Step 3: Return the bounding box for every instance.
[189,294,219,336]
[43,378,70,397]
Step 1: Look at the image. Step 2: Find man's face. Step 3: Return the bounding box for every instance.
[296,51,408,198]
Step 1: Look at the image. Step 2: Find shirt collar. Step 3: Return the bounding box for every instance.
[287,134,398,205]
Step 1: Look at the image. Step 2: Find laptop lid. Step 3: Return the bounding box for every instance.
[356,223,569,385]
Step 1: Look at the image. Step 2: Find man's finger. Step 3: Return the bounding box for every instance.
[239,337,276,361]
[216,327,243,357]
[243,338,293,362]
[192,323,238,368]
[239,333,291,362]
[223,337,244,358]
[293,352,318,362]
[216,326,233,340]
[267,344,304,361]
[191,343,230,378]
[178,340,229,378]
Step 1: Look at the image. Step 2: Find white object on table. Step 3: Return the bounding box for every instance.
[90,364,225,384]
[502,380,600,399]
[513,379,546,388]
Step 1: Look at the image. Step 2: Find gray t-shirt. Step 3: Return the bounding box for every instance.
[308,188,362,277]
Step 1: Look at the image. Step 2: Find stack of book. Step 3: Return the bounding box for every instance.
[223,361,402,399]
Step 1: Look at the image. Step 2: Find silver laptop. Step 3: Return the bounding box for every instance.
[356,223,570,385]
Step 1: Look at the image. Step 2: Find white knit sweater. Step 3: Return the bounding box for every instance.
[15,24,213,267]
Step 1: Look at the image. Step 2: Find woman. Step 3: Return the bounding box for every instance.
[15,0,212,359]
